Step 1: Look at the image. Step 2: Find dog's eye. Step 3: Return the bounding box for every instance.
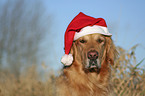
[97,39,103,43]
[79,40,86,43]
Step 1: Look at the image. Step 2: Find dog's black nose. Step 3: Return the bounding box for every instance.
[87,51,98,60]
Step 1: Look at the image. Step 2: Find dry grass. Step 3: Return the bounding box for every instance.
[0,66,56,96]
[0,45,145,96]
[112,46,145,96]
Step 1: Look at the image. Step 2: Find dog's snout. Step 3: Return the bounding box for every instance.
[88,51,98,60]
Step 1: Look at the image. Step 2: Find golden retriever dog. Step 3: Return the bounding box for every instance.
[56,33,118,96]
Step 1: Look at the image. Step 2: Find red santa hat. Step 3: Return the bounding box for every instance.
[61,12,112,66]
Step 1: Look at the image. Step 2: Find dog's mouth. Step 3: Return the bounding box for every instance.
[84,50,101,73]
[84,59,101,73]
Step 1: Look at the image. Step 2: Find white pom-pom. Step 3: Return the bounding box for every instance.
[61,54,73,66]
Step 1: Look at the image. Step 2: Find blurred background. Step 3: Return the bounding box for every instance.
[0,0,145,96]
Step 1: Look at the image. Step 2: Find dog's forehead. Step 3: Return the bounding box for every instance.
[92,34,103,39]
[80,33,103,40]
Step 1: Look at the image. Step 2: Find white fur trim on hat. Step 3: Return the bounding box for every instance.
[61,54,73,66]
[74,25,112,40]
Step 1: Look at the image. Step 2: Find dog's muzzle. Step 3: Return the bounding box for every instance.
[86,50,101,72]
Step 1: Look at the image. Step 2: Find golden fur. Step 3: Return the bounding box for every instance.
[57,33,118,96]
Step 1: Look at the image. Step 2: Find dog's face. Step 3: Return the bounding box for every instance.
[71,33,116,72]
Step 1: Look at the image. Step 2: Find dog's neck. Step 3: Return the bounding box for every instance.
[62,61,113,96]
[63,60,111,85]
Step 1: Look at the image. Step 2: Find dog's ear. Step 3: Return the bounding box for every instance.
[70,41,76,56]
[70,41,82,64]
[105,37,118,65]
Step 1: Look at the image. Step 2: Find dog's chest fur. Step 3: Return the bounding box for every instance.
[56,64,114,96]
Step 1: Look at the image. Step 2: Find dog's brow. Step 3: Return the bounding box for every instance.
[82,35,90,40]
[99,36,105,40]
[93,34,101,39]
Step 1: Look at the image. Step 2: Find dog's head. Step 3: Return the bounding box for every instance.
[70,33,117,73]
